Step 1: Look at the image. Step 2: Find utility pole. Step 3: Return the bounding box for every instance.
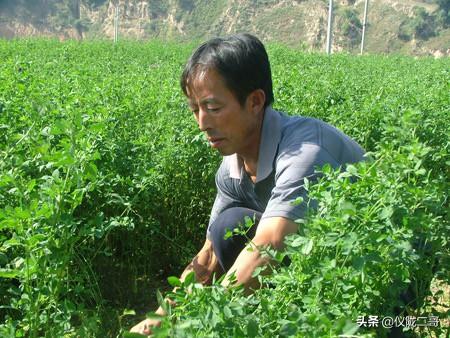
[73,0,82,40]
[326,0,333,55]
[360,0,369,55]
[114,2,119,43]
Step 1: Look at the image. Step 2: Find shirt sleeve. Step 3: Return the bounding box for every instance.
[261,143,339,222]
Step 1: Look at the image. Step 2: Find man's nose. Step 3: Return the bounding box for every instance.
[197,108,211,132]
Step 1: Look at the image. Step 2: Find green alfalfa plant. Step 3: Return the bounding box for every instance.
[0,103,105,337]
[137,218,275,338]
[271,110,447,337]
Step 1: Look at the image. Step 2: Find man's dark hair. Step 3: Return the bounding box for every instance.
[180,33,274,108]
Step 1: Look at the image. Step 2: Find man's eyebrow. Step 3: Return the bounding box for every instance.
[200,98,221,105]
[188,97,221,108]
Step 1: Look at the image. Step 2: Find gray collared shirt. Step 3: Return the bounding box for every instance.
[207,107,365,239]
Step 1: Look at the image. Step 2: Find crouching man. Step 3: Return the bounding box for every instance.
[131,33,365,335]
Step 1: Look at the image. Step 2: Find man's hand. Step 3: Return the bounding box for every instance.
[181,239,222,285]
[221,216,298,291]
[130,306,165,336]
[130,317,161,336]
[130,307,166,336]
[129,239,222,334]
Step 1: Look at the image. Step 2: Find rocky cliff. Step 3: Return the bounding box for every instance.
[0,0,449,56]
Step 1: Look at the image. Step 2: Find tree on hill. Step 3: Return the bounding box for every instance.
[83,0,107,8]
[435,0,450,26]
[399,6,437,41]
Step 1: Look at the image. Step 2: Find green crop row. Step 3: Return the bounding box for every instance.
[0,39,448,337]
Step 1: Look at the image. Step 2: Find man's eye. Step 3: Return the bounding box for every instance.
[207,107,220,113]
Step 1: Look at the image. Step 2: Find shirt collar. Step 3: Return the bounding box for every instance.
[228,106,282,183]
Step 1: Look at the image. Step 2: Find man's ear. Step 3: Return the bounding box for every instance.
[247,89,266,116]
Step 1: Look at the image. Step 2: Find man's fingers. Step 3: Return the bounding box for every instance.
[130,318,161,336]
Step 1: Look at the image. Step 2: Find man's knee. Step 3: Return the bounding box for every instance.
[210,207,260,237]
[209,207,262,271]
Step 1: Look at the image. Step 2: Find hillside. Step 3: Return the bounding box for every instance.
[0,0,449,55]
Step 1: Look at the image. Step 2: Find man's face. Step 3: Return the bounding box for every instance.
[187,68,262,157]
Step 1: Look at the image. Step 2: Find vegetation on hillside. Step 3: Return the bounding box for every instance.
[1,1,449,55]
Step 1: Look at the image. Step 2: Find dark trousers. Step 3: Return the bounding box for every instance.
[209,207,262,272]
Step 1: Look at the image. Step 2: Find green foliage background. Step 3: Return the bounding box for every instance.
[0,39,449,337]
